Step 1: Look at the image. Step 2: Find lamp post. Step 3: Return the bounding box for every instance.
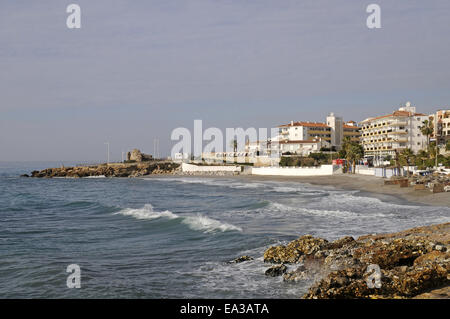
[104,142,110,164]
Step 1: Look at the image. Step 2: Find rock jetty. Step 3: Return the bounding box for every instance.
[30,162,180,178]
[262,223,449,299]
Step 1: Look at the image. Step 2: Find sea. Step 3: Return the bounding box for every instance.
[0,162,449,298]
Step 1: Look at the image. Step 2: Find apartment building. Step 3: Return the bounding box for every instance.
[431,109,450,144]
[278,113,359,151]
[359,103,428,158]
[343,121,361,143]
[278,121,332,145]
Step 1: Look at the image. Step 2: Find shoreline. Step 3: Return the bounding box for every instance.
[144,173,450,208]
[239,174,450,208]
[26,162,449,208]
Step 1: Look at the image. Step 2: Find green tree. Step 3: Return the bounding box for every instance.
[415,149,428,169]
[398,148,415,175]
[230,139,238,154]
[420,119,434,148]
[346,144,364,174]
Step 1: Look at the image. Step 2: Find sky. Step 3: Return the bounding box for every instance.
[1,0,450,161]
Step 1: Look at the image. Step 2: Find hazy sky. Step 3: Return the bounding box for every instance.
[1,0,449,161]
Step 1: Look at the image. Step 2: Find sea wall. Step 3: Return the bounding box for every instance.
[251,165,340,176]
[181,163,241,174]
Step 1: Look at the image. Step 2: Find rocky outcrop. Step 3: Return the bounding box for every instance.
[126,149,153,162]
[30,162,180,178]
[262,223,450,299]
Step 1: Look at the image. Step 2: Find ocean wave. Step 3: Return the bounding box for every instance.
[115,204,242,233]
[147,177,265,190]
[114,204,178,220]
[146,177,329,194]
[182,214,243,233]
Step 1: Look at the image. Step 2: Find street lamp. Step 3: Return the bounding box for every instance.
[104,142,110,164]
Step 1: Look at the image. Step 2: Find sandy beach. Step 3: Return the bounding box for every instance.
[236,174,450,208]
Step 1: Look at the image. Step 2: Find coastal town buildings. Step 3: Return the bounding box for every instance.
[278,113,360,152]
[359,103,428,159]
[278,121,332,146]
[279,138,326,156]
[343,121,361,143]
[430,109,450,145]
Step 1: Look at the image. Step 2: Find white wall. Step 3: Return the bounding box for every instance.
[251,165,338,176]
[354,165,375,176]
[181,163,241,173]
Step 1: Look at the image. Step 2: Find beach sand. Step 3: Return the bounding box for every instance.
[235,174,450,208]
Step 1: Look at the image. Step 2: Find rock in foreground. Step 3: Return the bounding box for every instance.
[263,223,450,299]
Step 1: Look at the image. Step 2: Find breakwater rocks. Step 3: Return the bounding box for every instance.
[30,162,180,178]
[263,223,449,299]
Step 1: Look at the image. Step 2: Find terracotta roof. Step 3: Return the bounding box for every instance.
[278,121,330,128]
[361,111,427,123]
[343,124,360,129]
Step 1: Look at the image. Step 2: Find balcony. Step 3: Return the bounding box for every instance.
[390,121,407,126]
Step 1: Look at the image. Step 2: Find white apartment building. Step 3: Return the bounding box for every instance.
[278,113,359,150]
[278,121,332,145]
[359,103,428,159]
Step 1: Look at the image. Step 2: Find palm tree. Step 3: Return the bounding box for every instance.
[399,148,414,175]
[346,144,364,174]
[416,149,428,169]
[230,139,238,155]
[420,119,434,148]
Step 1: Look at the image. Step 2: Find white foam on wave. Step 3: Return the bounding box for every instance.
[114,204,179,220]
[182,214,243,233]
[233,200,389,220]
[115,204,242,233]
[163,177,265,190]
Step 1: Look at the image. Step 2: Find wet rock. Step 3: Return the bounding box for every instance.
[265,264,287,277]
[228,256,253,264]
[328,236,356,250]
[263,235,329,264]
[301,223,450,299]
[413,251,448,266]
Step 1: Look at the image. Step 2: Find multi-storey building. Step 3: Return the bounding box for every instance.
[278,121,332,146]
[343,121,361,143]
[431,109,450,144]
[278,113,359,151]
[359,103,428,159]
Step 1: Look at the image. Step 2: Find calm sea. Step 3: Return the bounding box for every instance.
[0,162,449,298]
